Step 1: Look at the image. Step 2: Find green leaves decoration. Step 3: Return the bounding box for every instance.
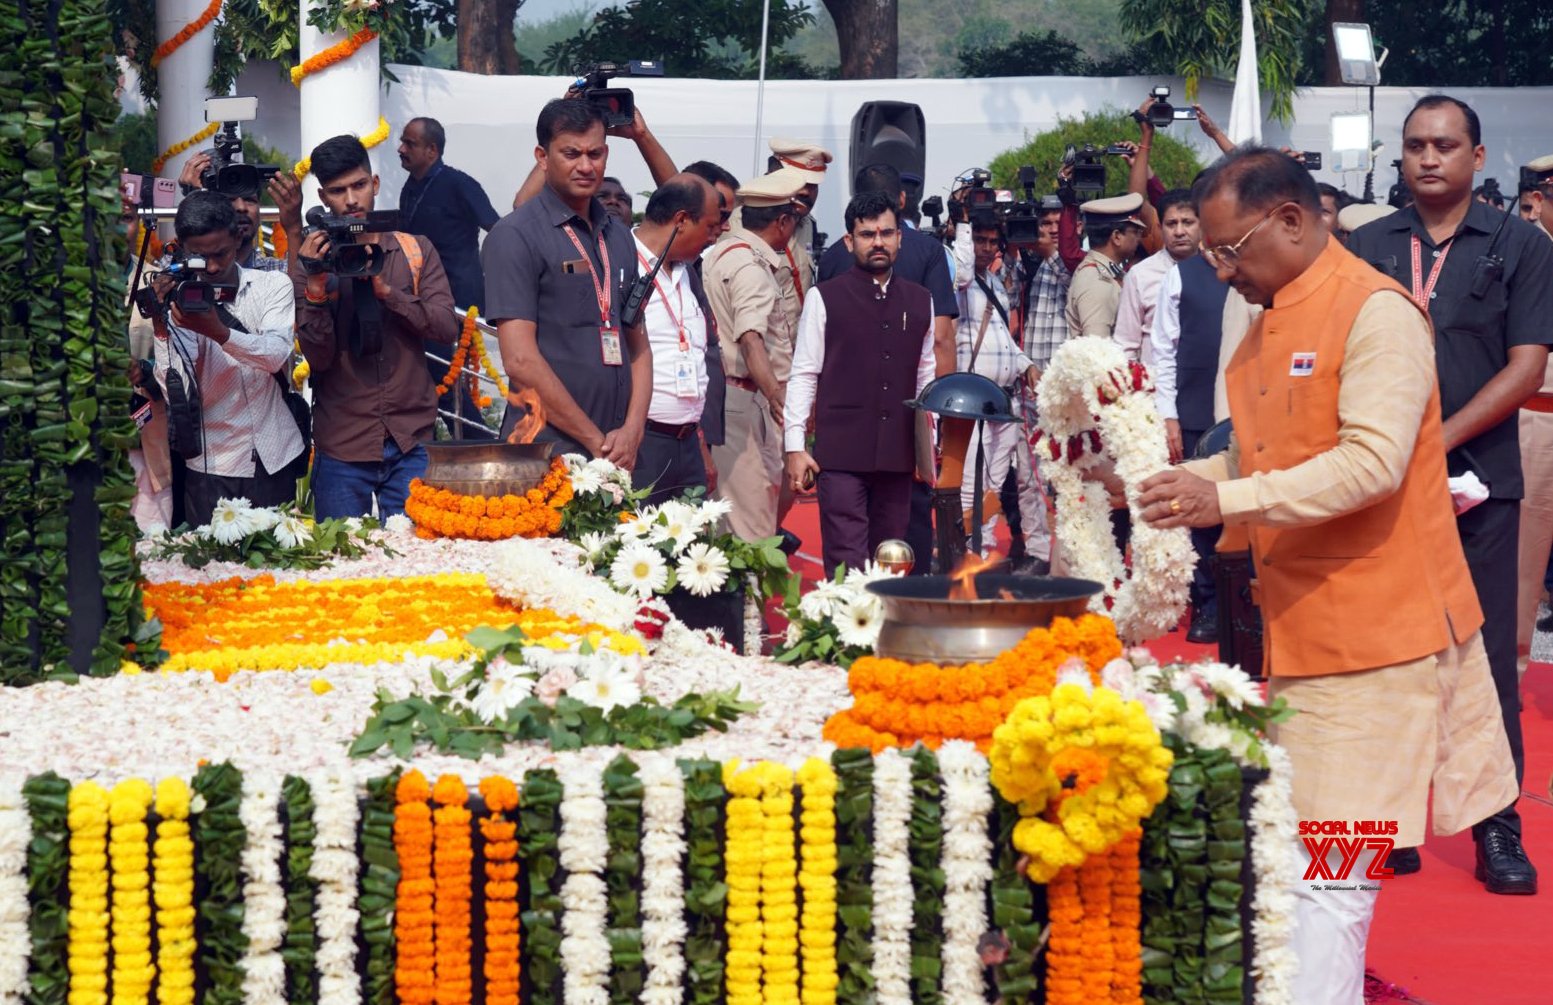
[679,759,726,1005]
[193,762,249,1005]
[990,792,1042,1002]
[280,775,318,1005]
[23,772,71,1005]
[602,756,645,1004]
[517,769,563,1005]
[909,747,946,1004]
[360,772,401,1005]
[832,747,875,1001]
[146,510,390,571]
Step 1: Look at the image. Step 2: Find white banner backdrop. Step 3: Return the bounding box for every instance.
[216,62,1553,237]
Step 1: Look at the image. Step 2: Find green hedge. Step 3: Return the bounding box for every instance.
[990,108,1204,200]
[1,0,148,682]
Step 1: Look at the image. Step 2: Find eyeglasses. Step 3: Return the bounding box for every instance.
[1200,203,1287,269]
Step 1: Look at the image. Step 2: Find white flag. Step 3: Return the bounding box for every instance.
[1227,0,1262,144]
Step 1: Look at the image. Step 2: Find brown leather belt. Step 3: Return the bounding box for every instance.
[645,419,699,440]
[1523,395,1553,415]
[725,375,759,392]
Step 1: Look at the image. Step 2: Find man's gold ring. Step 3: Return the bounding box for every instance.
[1169,498,1181,514]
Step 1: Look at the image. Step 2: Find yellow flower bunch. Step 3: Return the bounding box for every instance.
[109,780,157,1005]
[989,684,1173,883]
[67,782,111,1005]
[795,758,839,1005]
[161,640,474,677]
[152,779,196,1005]
[758,763,799,1005]
[723,761,766,1005]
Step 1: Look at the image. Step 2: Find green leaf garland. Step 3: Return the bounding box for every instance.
[831,747,874,1001]
[280,775,318,1005]
[602,756,645,1004]
[908,747,945,1004]
[991,792,1041,1002]
[361,772,401,1005]
[517,769,563,1005]
[193,762,249,1005]
[22,773,70,1005]
[679,758,726,1005]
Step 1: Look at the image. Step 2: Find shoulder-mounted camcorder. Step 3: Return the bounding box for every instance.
[575,60,664,130]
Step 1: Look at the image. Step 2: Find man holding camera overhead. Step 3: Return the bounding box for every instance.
[148,191,305,527]
[292,134,459,520]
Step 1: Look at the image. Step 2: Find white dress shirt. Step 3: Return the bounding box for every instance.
[152,267,304,478]
[1112,247,1177,365]
[1151,262,1184,420]
[952,231,1032,387]
[634,233,709,425]
[783,273,937,453]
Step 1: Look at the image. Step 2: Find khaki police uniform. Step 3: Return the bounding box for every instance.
[1516,154,1553,674]
[706,172,806,541]
[1065,193,1145,340]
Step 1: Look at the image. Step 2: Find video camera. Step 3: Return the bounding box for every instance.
[299,207,401,278]
[1003,166,1044,248]
[1062,144,1132,196]
[132,251,239,320]
[575,60,664,130]
[1134,85,1199,129]
[199,96,279,201]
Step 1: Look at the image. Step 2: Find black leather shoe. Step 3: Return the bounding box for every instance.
[1475,825,1538,895]
[777,529,803,556]
[1185,608,1218,645]
[1384,846,1421,875]
[1537,606,1553,634]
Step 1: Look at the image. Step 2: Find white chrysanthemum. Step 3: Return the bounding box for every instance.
[469,657,537,723]
[835,593,884,648]
[797,587,837,623]
[610,544,668,597]
[207,497,258,544]
[695,496,734,526]
[247,507,282,532]
[675,542,729,597]
[566,660,642,713]
[843,561,898,589]
[1192,661,1265,710]
[383,513,414,535]
[1099,657,1138,696]
[578,531,612,568]
[273,515,312,549]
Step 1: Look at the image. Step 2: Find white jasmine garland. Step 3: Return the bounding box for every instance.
[238,772,288,1005]
[871,748,915,1005]
[1035,337,1194,644]
[557,761,610,1005]
[936,743,993,1005]
[488,538,639,631]
[0,779,31,1002]
[742,574,763,657]
[637,755,688,1005]
[309,768,361,1005]
[1249,744,1299,1005]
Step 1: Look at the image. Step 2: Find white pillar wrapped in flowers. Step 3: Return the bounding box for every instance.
[295,0,382,208]
[153,0,218,197]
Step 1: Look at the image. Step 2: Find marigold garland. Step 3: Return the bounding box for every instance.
[721,761,766,1005]
[477,777,521,1005]
[153,778,197,1005]
[431,776,473,1005]
[1110,832,1144,1004]
[66,781,110,1005]
[824,613,1121,752]
[795,759,838,1005]
[405,459,572,541]
[393,771,436,1005]
[469,320,507,401]
[152,121,221,176]
[1045,865,1085,1005]
[292,116,391,180]
[290,28,378,86]
[150,0,221,68]
[109,779,157,1005]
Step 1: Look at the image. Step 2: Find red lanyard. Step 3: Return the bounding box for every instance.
[635,249,690,351]
[562,224,613,326]
[784,246,806,306]
[1410,234,1454,309]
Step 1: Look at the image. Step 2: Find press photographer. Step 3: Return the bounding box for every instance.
[293,134,459,520]
[146,191,306,527]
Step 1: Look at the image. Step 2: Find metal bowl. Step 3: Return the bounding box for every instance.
[420,440,557,497]
[866,574,1104,665]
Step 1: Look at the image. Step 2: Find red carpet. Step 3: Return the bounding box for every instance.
[779,497,1551,1003]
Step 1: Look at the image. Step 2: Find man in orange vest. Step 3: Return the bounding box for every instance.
[1137,147,1517,1005]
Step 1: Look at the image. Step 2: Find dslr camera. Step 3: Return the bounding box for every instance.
[132,251,239,319]
[575,60,665,130]
[199,96,279,200]
[299,207,402,278]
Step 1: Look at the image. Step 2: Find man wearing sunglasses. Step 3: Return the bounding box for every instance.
[1137,146,1517,1005]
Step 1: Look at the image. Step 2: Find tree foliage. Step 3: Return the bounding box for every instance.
[988,109,1203,198]
[1315,0,1553,87]
[1117,0,1318,120]
[538,0,815,79]
[958,28,1174,78]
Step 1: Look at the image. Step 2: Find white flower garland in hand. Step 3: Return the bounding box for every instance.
[637,755,688,1005]
[557,761,610,1005]
[309,768,361,1005]
[936,742,993,1005]
[1034,337,1194,644]
[1249,744,1299,1005]
[0,779,30,1002]
[871,749,915,1005]
[238,773,287,1005]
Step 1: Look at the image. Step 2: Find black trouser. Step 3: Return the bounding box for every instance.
[1001,468,1023,545]
[183,451,308,529]
[818,469,913,577]
[1458,497,1523,838]
[1181,428,1220,612]
[632,426,708,507]
[425,342,495,440]
[906,479,933,576]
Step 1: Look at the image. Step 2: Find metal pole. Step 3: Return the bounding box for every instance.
[1363,84,1376,203]
[752,0,772,177]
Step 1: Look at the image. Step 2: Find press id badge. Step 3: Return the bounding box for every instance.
[600,326,624,366]
[674,349,697,398]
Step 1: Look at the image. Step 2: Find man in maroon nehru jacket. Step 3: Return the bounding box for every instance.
[784,191,937,574]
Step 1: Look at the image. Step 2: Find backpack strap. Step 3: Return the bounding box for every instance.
[394,232,424,296]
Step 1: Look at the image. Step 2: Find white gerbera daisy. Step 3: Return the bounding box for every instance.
[652,501,698,554]
[569,464,604,495]
[469,657,536,723]
[273,514,312,549]
[247,506,282,532]
[578,531,612,568]
[676,542,729,596]
[566,660,642,713]
[1192,661,1265,710]
[207,497,257,544]
[609,544,668,597]
[695,496,733,526]
[835,594,885,648]
[616,513,655,541]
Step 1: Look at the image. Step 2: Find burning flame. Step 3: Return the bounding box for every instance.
[505,387,546,445]
[947,552,1002,600]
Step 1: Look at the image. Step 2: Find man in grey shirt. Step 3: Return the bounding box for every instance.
[482,100,650,467]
